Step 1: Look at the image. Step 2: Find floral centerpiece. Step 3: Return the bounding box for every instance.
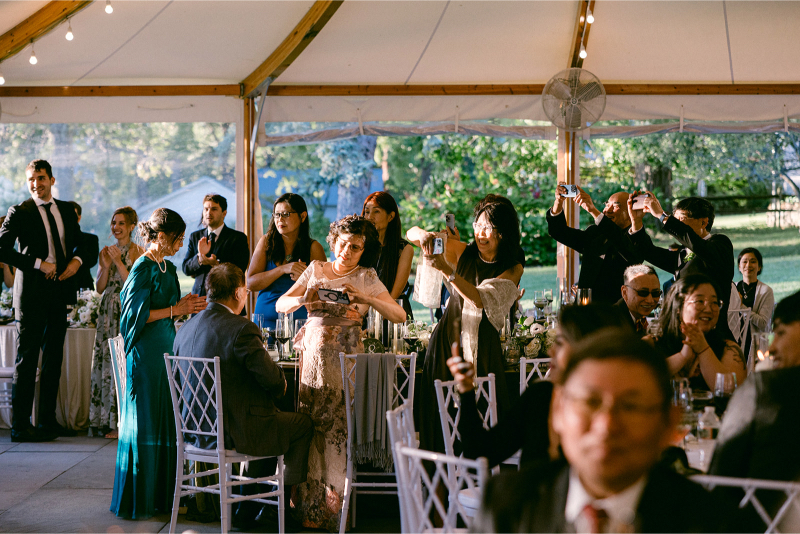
[67,289,101,328]
[405,320,434,351]
[0,288,13,324]
[514,309,556,358]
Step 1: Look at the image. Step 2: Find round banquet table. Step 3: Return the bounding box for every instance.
[0,324,97,430]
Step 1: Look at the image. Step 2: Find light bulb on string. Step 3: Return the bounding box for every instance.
[579,44,587,59]
[66,19,74,41]
[0,69,5,85]
[586,8,594,24]
[29,42,38,65]
[105,0,113,14]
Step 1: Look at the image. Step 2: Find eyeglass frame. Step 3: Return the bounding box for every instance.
[560,389,666,421]
[273,211,298,220]
[472,221,496,235]
[685,298,723,310]
[624,286,663,299]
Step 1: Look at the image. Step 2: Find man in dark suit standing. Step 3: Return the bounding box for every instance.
[547,185,643,304]
[173,263,312,527]
[68,201,99,291]
[475,330,732,533]
[613,264,662,337]
[182,194,250,303]
[709,291,800,530]
[0,160,88,442]
[628,193,734,338]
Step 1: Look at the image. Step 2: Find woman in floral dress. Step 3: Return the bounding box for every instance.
[88,207,142,438]
[277,215,406,532]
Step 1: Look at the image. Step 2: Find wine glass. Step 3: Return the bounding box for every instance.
[275,312,293,360]
[252,314,273,345]
[403,320,420,353]
[713,372,737,416]
[533,290,548,321]
[543,288,554,314]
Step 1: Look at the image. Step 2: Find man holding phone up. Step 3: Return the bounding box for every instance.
[547,184,644,304]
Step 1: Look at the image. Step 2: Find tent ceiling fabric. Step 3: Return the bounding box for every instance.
[2,1,800,124]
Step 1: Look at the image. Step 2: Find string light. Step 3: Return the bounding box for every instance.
[586,8,594,24]
[66,19,74,41]
[105,0,113,14]
[0,66,5,85]
[29,42,38,65]
[579,44,587,59]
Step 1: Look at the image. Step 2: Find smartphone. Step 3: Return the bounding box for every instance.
[632,193,650,210]
[318,288,351,305]
[433,237,444,255]
[560,184,578,198]
[445,213,456,233]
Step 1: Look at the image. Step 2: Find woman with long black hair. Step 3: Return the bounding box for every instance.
[247,193,327,323]
[362,191,414,319]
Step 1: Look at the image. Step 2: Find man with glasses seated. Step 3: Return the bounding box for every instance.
[474,329,732,533]
[627,194,734,338]
[183,194,250,311]
[615,264,662,337]
[547,185,643,304]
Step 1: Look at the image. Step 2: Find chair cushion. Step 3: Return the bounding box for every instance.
[0,367,14,379]
[457,488,481,511]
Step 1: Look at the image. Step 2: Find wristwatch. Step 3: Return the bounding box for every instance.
[659,212,669,224]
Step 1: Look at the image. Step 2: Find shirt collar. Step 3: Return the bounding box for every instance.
[565,469,646,530]
[34,197,53,206]
[207,224,224,238]
[214,301,235,315]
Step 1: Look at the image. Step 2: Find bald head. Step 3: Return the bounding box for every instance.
[603,192,632,228]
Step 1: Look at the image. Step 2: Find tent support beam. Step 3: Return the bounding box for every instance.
[240,0,343,98]
[243,97,257,317]
[0,0,92,64]
[0,85,240,97]
[263,83,800,97]
[557,130,581,293]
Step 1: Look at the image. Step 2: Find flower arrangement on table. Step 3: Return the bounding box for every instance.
[514,309,556,358]
[0,288,13,324]
[67,289,101,328]
[405,320,434,352]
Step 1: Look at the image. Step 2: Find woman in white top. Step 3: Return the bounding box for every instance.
[729,247,775,364]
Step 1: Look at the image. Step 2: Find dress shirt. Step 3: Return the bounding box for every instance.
[32,197,81,270]
[565,470,646,533]
[217,301,235,315]
[198,224,224,262]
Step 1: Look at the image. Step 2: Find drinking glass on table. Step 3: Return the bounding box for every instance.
[403,320,421,354]
[275,312,293,360]
[291,319,306,360]
[543,288,554,314]
[713,372,737,416]
[533,290,548,321]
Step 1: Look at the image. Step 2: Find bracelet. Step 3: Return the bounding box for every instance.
[170,306,173,320]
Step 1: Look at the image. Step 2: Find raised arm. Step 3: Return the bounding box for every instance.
[246,236,290,292]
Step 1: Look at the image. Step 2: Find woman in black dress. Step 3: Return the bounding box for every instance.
[407,195,524,454]
[362,191,415,320]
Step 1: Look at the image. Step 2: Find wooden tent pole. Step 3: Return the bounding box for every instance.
[243,97,256,316]
[556,129,581,293]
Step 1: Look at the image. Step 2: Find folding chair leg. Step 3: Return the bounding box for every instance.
[339,475,351,534]
[168,456,183,534]
[221,462,233,534]
[278,457,285,534]
[351,489,356,528]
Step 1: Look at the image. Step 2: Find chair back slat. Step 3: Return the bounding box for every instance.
[519,357,552,394]
[387,403,417,534]
[434,374,496,459]
[164,355,223,447]
[394,444,488,533]
[691,475,800,533]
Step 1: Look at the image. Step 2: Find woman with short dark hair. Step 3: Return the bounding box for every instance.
[729,247,774,362]
[407,194,524,456]
[110,208,207,519]
[276,214,405,531]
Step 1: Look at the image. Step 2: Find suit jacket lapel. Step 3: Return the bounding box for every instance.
[24,199,49,253]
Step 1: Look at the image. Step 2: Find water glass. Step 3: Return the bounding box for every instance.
[265,343,280,363]
[252,314,272,341]
[713,372,737,415]
[576,288,592,306]
[275,312,293,359]
[367,308,383,340]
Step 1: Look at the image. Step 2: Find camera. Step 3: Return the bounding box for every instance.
[632,193,651,210]
[560,184,579,198]
[318,288,351,305]
[433,237,444,255]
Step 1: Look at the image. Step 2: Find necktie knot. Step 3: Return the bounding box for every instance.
[582,503,608,534]
[635,317,648,333]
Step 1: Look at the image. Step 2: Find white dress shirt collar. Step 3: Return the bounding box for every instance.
[565,469,646,533]
[207,224,224,238]
[215,301,235,315]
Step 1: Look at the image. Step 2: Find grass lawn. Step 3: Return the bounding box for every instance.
[408,214,800,319]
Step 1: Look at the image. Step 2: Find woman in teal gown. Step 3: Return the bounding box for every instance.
[111,208,207,519]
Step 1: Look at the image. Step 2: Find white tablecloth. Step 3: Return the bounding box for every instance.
[0,325,97,430]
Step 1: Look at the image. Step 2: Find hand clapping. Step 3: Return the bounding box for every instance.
[176,293,207,316]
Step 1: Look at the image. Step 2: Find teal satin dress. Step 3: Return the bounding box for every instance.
[111,256,180,519]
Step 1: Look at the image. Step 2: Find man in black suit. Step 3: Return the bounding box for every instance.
[0,160,88,442]
[708,291,800,530]
[613,264,662,337]
[68,201,99,291]
[627,193,734,338]
[173,263,312,526]
[182,194,250,302]
[475,330,732,533]
[547,185,643,304]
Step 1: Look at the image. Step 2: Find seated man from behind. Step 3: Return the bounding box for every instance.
[615,264,662,337]
[475,329,732,533]
[173,263,313,527]
[708,290,800,529]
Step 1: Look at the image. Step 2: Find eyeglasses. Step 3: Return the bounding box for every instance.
[562,390,664,421]
[604,202,623,210]
[686,299,723,310]
[273,211,297,220]
[625,286,662,299]
[472,222,496,235]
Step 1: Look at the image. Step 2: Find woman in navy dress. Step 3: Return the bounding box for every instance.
[247,193,326,328]
[110,208,207,519]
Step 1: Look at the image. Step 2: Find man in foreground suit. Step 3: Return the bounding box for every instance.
[173,263,313,527]
[0,160,87,442]
[628,193,734,338]
[69,201,99,291]
[614,264,662,337]
[547,185,643,304]
[182,194,250,303]
[475,329,731,533]
[708,290,800,530]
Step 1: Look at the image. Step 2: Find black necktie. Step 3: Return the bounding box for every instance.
[208,232,216,251]
[43,202,67,273]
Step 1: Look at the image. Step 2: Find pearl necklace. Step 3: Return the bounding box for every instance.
[331,262,359,277]
[479,254,498,264]
[149,250,167,273]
